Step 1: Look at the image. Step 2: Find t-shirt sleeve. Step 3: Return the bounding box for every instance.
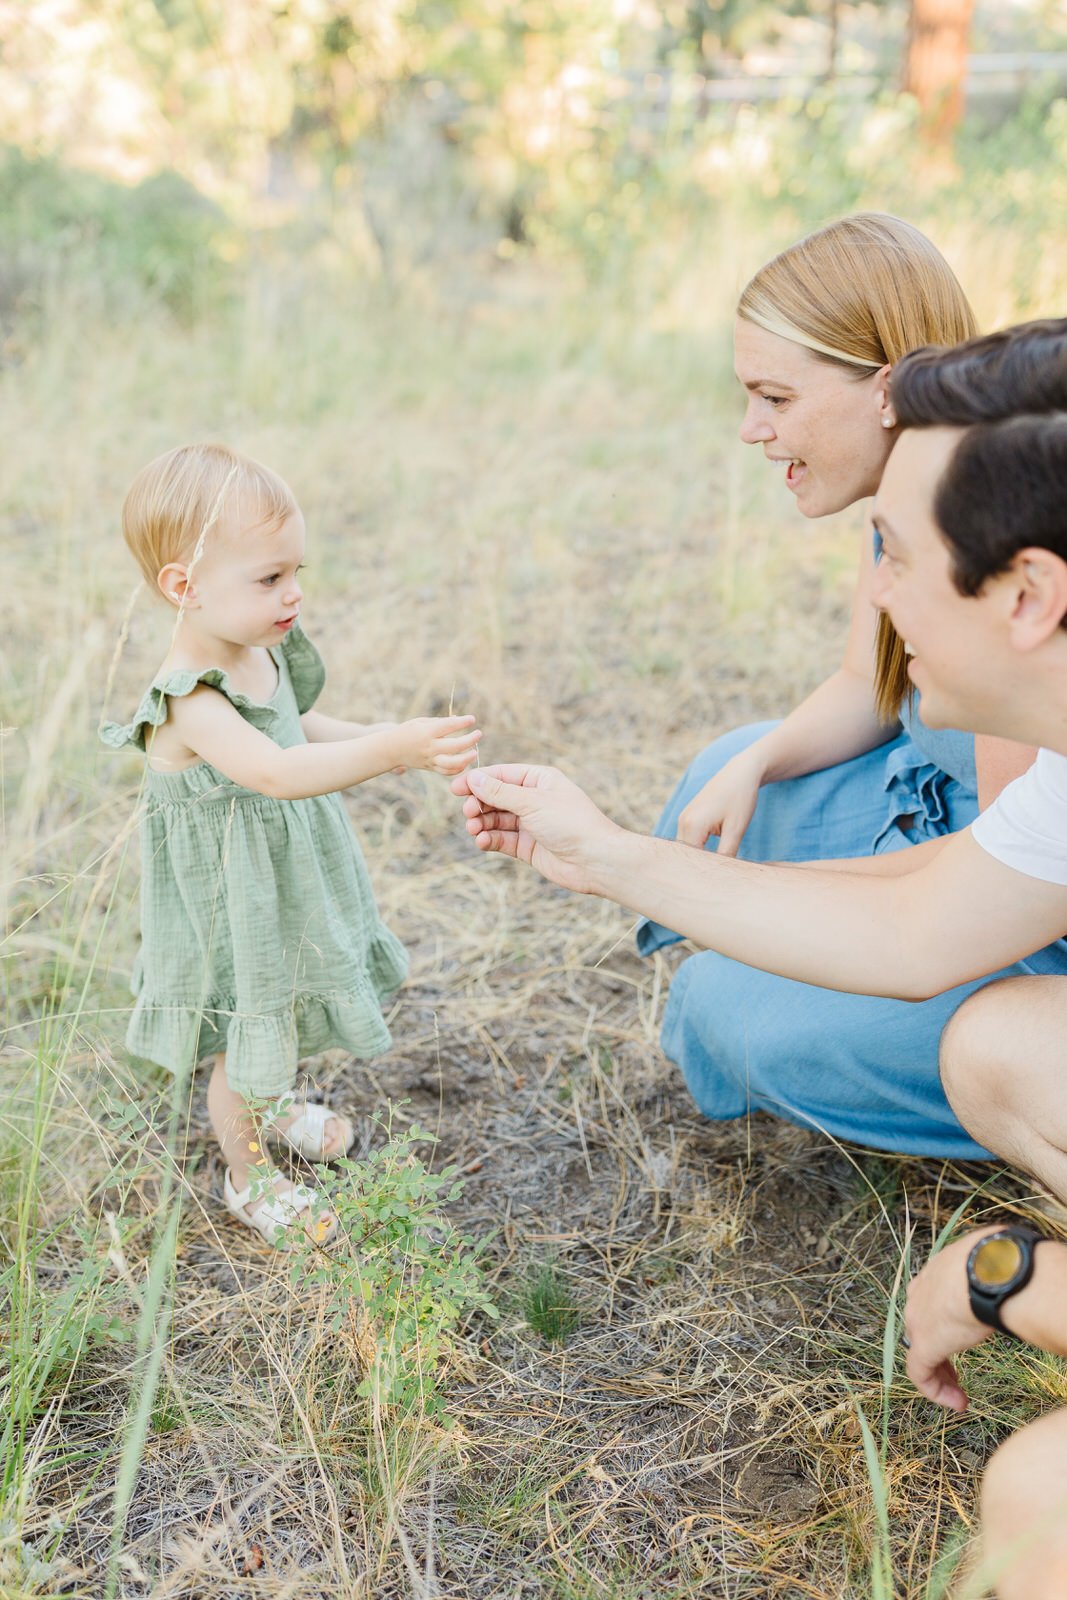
[970,748,1067,885]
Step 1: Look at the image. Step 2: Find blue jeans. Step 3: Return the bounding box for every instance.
[636,723,1067,1158]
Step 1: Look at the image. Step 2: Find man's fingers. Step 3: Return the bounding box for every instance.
[908,1352,969,1413]
[465,809,518,835]
[472,826,521,857]
[452,761,554,798]
[477,761,556,786]
[467,769,534,815]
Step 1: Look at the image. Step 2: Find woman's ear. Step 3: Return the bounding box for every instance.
[157,563,194,609]
[874,363,895,430]
[1005,547,1067,652]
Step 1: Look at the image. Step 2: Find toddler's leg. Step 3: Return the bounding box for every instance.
[207,1053,269,1188]
[207,1055,336,1245]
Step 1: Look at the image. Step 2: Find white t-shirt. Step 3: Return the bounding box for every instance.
[971,747,1067,885]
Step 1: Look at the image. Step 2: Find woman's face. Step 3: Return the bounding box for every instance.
[734,317,893,518]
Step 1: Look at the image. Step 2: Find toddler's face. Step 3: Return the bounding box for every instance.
[183,510,306,647]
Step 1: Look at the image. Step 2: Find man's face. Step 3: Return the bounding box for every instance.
[871,427,997,731]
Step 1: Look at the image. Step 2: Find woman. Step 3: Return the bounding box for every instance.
[628,213,1037,1158]
[453,318,1067,1168]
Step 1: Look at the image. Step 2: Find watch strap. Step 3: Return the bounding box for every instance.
[967,1226,1045,1339]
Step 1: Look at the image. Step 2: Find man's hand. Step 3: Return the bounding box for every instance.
[904,1229,1001,1411]
[451,763,623,895]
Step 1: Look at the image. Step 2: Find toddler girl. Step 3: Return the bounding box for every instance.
[101,443,481,1246]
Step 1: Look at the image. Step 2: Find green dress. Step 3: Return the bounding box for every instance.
[100,624,409,1099]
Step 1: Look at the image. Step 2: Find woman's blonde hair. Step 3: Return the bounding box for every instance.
[122,442,297,592]
[739,214,979,719]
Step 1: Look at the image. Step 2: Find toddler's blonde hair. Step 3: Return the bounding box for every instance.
[122,442,298,591]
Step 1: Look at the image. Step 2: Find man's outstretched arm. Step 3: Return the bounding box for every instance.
[455,763,1067,1001]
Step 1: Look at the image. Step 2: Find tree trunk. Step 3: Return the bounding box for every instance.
[824,0,840,83]
[903,0,976,144]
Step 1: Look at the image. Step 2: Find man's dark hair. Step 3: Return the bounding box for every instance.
[933,414,1067,599]
[891,317,1067,428]
[890,319,1067,600]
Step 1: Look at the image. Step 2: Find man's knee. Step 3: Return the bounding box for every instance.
[981,1411,1067,1599]
[939,979,1022,1115]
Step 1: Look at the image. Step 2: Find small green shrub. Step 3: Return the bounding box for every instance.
[288,1115,496,1420]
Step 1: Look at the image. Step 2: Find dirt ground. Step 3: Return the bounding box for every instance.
[63,680,1045,1598]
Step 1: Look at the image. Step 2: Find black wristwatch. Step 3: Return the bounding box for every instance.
[966,1226,1046,1340]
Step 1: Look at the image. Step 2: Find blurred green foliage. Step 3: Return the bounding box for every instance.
[0,147,231,323]
[1,3,1065,316]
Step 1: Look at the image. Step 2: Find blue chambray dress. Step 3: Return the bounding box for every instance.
[636,624,1067,1159]
[100,624,409,1099]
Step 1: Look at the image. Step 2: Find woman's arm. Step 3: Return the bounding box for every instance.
[756,530,899,780]
[167,685,480,799]
[677,532,897,850]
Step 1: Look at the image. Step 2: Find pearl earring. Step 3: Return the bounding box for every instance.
[881,415,894,429]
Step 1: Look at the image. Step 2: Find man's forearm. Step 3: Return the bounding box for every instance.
[797,834,951,877]
[588,828,924,997]
[1001,1241,1067,1356]
[582,805,1067,1001]
[461,764,1067,1001]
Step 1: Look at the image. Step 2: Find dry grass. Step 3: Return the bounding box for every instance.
[4,245,1066,1599]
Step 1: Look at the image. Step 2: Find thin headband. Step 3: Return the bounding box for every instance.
[741,305,884,370]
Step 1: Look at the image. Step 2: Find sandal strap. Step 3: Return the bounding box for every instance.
[278,1101,353,1161]
[225,1169,321,1243]
[282,1102,331,1156]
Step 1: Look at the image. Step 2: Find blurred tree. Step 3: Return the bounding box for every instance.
[903,0,976,144]
[673,0,804,66]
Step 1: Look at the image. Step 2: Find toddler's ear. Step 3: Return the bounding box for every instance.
[158,562,195,609]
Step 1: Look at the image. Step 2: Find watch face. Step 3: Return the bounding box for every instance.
[972,1234,1025,1289]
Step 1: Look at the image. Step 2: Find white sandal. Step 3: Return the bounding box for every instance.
[272,1101,355,1163]
[223,1167,337,1249]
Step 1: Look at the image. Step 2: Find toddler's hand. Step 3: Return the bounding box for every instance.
[397,715,482,775]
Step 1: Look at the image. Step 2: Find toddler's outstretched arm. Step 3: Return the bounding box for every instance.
[166,683,480,799]
[300,710,398,742]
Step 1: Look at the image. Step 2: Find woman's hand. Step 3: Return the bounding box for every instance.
[396,715,482,775]
[676,746,766,854]
[451,764,622,895]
